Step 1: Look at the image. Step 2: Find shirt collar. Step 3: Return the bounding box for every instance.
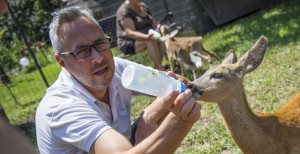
[60,68,119,103]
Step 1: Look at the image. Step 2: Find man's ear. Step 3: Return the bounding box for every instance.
[55,54,66,67]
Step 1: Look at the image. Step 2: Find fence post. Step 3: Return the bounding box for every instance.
[0,65,11,85]
[0,65,21,105]
[162,0,170,13]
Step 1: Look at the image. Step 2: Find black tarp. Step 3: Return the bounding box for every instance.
[199,0,286,25]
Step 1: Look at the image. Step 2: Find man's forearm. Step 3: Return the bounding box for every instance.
[127,112,194,154]
[134,97,170,144]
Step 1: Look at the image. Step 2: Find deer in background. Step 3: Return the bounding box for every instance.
[187,36,300,154]
[159,24,221,80]
[175,36,221,64]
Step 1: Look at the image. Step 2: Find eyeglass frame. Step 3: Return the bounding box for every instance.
[59,36,112,60]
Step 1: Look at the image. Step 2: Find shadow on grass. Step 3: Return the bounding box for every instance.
[17,121,36,145]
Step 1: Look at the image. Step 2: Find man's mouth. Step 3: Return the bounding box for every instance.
[94,66,108,76]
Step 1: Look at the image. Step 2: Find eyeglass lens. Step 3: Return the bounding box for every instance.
[74,40,110,59]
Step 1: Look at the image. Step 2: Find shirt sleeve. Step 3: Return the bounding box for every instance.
[113,57,143,77]
[119,6,134,20]
[140,2,152,16]
[49,98,111,152]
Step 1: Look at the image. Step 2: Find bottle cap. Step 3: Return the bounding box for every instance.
[180,82,186,93]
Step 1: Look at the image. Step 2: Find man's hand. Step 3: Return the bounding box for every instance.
[135,71,201,145]
[162,71,201,122]
[159,71,191,85]
[170,89,201,122]
[140,71,197,124]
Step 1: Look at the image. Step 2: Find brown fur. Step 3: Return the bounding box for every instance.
[175,36,221,64]
[160,25,221,80]
[165,38,197,79]
[189,36,300,154]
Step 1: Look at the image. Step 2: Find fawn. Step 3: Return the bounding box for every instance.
[160,24,220,80]
[174,36,221,64]
[187,36,300,154]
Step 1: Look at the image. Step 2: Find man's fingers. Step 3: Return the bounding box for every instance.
[171,89,193,114]
[180,97,196,117]
[168,89,202,122]
[166,71,178,80]
[161,90,179,109]
[188,103,202,122]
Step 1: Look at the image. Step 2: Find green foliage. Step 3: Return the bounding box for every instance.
[0,0,60,70]
[0,36,23,69]
[0,0,60,43]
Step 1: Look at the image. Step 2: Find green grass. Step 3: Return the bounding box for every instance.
[130,0,300,153]
[1,0,299,153]
[0,62,61,124]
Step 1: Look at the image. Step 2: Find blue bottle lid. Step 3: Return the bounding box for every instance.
[179,82,186,93]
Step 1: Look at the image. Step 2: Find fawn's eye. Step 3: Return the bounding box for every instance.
[211,73,223,79]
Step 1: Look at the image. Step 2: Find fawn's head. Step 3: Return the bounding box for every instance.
[160,23,181,42]
[187,36,268,103]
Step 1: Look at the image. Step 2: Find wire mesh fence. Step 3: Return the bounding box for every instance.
[0,54,61,124]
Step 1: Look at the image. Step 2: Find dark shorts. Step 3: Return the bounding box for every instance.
[130,117,139,145]
[125,39,136,55]
[119,39,136,55]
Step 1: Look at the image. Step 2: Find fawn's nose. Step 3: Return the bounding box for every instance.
[186,83,204,95]
[186,83,194,89]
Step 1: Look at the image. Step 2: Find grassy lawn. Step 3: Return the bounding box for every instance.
[130,0,300,153]
[0,0,299,153]
[0,62,61,124]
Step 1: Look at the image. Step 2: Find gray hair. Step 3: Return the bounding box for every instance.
[49,6,102,54]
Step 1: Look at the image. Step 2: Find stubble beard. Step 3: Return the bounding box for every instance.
[66,63,114,91]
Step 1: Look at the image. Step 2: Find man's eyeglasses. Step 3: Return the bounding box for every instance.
[59,37,111,60]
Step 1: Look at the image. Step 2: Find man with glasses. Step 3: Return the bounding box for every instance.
[35,6,201,154]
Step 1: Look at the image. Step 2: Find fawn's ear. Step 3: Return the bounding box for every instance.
[169,29,179,38]
[222,49,237,64]
[160,25,167,35]
[236,36,268,74]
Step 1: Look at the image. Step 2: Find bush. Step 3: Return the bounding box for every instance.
[0,0,60,71]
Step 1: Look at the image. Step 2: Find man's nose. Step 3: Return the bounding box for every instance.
[90,47,103,63]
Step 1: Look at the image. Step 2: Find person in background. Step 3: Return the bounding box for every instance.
[116,0,166,70]
[35,6,201,154]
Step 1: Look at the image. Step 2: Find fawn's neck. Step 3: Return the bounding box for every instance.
[217,90,266,152]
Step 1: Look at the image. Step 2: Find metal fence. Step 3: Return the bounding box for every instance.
[0,52,61,124]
